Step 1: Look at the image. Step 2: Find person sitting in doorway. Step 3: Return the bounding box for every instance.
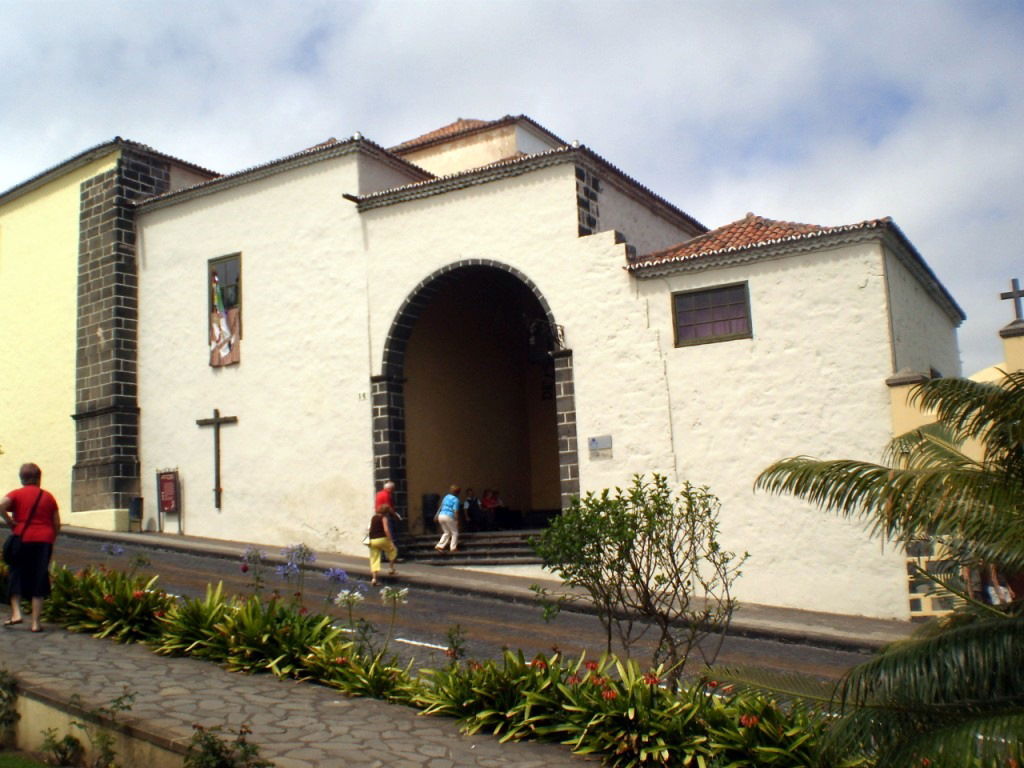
[462,488,481,532]
[480,489,499,530]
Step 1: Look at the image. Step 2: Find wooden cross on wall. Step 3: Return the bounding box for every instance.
[196,408,238,509]
[1001,277,1024,321]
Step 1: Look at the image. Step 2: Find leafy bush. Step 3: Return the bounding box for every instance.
[44,565,175,643]
[416,649,835,767]
[215,595,342,678]
[183,724,273,768]
[152,582,233,661]
[418,649,566,741]
[302,641,417,703]
[533,474,747,686]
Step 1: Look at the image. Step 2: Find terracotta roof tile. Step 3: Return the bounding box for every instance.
[390,118,495,153]
[628,212,891,271]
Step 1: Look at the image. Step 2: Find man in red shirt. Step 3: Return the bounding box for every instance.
[374,481,395,513]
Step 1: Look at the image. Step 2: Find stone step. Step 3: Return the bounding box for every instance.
[398,530,544,564]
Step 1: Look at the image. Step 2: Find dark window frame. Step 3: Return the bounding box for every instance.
[671,281,752,348]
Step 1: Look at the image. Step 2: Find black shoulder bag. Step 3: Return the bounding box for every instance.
[3,490,43,566]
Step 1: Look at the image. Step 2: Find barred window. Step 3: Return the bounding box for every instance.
[672,282,752,347]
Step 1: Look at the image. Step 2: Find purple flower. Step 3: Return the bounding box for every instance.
[241,546,266,565]
[324,568,348,585]
[100,542,125,556]
[281,543,316,566]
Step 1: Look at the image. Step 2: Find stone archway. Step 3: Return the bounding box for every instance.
[371,260,579,531]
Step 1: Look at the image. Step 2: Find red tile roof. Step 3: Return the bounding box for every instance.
[390,118,494,153]
[628,212,892,271]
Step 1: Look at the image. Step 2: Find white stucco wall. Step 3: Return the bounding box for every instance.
[360,164,580,363]
[400,126,520,177]
[595,179,701,255]
[515,124,563,155]
[641,243,909,619]
[357,155,426,196]
[883,246,962,377]
[135,147,928,619]
[137,153,376,551]
[168,163,217,192]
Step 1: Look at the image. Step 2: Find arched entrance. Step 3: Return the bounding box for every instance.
[371,261,580,534]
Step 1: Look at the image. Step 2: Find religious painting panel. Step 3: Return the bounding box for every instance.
[208,253,241,366]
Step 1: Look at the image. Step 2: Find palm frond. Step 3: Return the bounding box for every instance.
[910,372,1024,473]
[821,705,1024,768]
[884,422,979,472]
[712,665,839,707]
[755,457,1024,571]
[836,616,1024,711]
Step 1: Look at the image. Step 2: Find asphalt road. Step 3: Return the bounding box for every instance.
[52,534,871,681]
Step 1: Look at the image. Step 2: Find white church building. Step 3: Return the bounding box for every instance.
[130,115,963,620]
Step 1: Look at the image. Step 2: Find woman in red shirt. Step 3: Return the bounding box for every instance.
[0,463,61,632]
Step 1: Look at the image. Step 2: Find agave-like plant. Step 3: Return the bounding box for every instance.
[731,371,1024,767]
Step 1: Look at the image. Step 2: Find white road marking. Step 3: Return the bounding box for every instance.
[395,637,447,650]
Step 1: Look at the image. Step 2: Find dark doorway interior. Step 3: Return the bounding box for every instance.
[403,267,561,534]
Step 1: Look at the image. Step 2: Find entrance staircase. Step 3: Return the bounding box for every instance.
[400,529,545,566]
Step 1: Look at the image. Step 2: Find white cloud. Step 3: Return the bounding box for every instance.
[2,0,1021,373]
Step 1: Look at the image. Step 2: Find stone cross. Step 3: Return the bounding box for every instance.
[1001,277,1024,321]
[196,408,238,509]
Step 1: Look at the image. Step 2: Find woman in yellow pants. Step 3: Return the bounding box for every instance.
[367,504,398,586]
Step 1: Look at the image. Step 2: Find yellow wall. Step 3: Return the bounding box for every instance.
[0,152,119,509]
[889,333,1024,442]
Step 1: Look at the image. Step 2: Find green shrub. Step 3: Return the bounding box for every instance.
[533,475,746,687]
[215,595,342,678]
[45,565,175,643]
[152,582,233,661]
[417,649,564,740]
[183,724,273,768]
[302,640,417,703]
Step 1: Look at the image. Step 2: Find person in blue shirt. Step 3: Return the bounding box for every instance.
[434,485,461,553]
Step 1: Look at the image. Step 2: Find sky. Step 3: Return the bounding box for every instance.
[2,0,1021,374]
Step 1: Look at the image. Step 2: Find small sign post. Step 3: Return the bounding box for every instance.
[156,469,181,533]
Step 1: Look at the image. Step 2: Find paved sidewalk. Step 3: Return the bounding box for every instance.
[0,619,593,768]
[64,526,916,652]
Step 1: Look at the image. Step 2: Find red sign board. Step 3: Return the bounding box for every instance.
[158,471,179,514]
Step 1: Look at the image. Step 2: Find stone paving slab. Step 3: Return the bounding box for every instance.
[0,623,595,767]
